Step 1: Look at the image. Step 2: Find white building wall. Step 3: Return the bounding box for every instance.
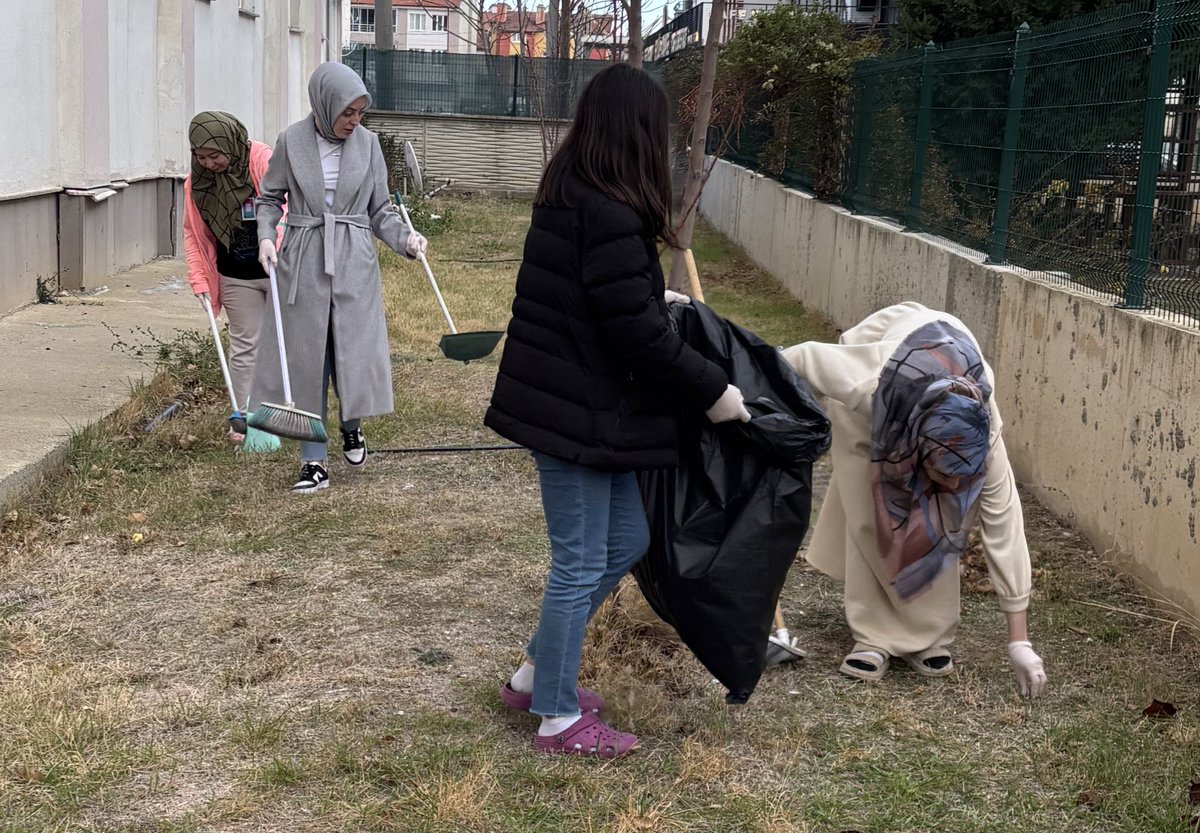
[0,3,62,197]
[0,0,341,316]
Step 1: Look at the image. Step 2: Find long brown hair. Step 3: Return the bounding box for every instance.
[536,64,676,246]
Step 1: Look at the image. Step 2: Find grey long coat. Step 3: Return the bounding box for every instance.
[251,120,412,420]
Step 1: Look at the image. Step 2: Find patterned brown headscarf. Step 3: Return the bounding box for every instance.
[189,111,254,248]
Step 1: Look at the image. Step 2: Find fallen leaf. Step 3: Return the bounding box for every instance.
[128,512,147,524]
[1077,789,1106,809]
[4,510,17,523]
[131,533,145,545]
[51,514,68,523]
[971,579,994,594]
[1189,780,1200,806]
[1143,699,1179,719]
[1067,625,1090,636]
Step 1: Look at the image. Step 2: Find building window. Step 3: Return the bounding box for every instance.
[409,12,427,31]
[351,7,399,32]
[350,7,374,32]
[432,14,448,31]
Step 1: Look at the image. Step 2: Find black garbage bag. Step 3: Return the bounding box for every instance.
[632,301,831,704]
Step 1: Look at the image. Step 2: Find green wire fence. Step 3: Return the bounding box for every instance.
[729,1,1200,326]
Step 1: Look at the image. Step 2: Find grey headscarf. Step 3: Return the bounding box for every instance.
[308,62,372,143]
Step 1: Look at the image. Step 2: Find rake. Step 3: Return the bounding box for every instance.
[247,264,328,443]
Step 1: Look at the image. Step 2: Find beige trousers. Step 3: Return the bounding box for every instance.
[219,275,270,411]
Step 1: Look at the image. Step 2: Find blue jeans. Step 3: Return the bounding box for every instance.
[298,347,360,462]
[526,452,650,718]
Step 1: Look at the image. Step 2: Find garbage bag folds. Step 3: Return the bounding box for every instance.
[632,301,831,704]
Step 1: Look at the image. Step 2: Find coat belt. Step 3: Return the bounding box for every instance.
[284,212,371,304]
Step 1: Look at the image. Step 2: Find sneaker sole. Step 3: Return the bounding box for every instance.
[343,452,368,468]
[291,481,331,494]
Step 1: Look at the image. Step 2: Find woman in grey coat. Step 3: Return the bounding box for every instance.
[254,62,427,493]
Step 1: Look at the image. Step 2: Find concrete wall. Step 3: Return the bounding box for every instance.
[700,160,1200,618]
[367,111,563,192]
[0,0,341,316]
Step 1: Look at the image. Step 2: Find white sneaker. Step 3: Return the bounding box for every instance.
[291,461,330,493]
[341,427,368,467]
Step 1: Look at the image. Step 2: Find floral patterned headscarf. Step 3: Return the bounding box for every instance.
[870,321,992,601]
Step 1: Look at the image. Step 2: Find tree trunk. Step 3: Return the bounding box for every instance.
[559,0,573,58]
[627,0,643,68]
[375,0,394,110]
[669,0,726,290]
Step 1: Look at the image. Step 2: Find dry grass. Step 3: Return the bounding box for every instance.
[1,196,1197,833]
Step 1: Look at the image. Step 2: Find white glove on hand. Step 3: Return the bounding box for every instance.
[664,289,691,305]
[258,239,277,271]
[705,384,752,424]
[1008,641,1047,698]
[406,231,428,258]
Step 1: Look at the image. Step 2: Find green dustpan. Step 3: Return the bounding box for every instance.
[397,201,504,364]
[440,331,504,363]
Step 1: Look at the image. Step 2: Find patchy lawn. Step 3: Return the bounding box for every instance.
[1,196,1198,833]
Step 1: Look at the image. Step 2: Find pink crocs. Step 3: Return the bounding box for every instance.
[499,682,605,715]
[532,713,639,758]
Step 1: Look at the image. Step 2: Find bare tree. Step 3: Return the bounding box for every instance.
[669,0,726,291]
[558,0,573,57]
[620,0,642,67]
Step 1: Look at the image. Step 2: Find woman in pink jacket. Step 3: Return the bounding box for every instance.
[184,111,283,444]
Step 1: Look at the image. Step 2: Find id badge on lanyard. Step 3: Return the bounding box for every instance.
[241,199,257,222]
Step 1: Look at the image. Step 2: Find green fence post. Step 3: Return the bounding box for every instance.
[843,61,876,213]
[906,42,937,230]
[988,22,1031,264]
[1124,0,1176,310]
[510,54,520,117]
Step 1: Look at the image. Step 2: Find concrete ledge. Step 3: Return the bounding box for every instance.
[700,158,1200,619]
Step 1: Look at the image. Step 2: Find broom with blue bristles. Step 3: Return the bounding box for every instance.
[199,294,281,453]
[248,263,328,443]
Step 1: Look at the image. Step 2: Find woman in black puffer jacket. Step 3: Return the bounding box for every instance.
[486,63,751,759]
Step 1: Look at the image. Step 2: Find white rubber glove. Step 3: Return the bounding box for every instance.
[406,231,428,258]
[664,289,691,305]
[1007,641,1047,698]
[258,239,277,271]
[705,384,752,424]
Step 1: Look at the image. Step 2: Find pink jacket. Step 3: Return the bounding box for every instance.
[183,140,284,316]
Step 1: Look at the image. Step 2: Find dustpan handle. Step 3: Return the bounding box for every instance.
[200,294,242,414]
[267,263,295,405]
[397,201,457,334]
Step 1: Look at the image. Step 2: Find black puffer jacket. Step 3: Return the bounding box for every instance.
[485,178,729,471]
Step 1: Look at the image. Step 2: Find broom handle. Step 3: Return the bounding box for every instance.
[200,294,242,414]
[266,263,295,406]
[684,249,705,303]
[397,202,458,334]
